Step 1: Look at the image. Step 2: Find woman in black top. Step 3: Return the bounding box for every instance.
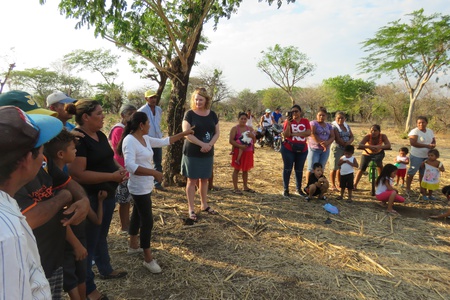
[66,100,127,300]
[181,88,219,221]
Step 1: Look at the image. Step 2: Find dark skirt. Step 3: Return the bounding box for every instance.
[181,155,213,179]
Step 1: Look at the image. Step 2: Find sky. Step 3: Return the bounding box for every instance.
[1,0,449,94]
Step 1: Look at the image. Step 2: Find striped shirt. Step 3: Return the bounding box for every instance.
[0,190,51,299]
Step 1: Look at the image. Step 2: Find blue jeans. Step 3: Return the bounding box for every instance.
[152,147,163,187]
[280,143,308,191]
[85,193,115,294]
[307,146,331,171]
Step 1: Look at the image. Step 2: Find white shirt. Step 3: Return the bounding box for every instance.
[340,156,355,176]
[375,177,393,195]
[396,156,408,170]
[408,127,434,158]
[123,135,170,195]
[0,190,51,300]
[138,104,163,139]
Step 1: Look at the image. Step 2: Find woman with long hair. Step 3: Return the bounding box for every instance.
[117,112,193,273]
[280,104,311,197]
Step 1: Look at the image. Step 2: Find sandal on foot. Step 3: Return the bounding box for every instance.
[202,206,218,215]
[189,211,198,221]
[243,188,255,193]
[232,189,243,195]
[336,196,343,200]
[387,209,400,216]
[99,269,127,280]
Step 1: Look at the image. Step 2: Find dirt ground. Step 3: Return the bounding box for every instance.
[91,121,450,300]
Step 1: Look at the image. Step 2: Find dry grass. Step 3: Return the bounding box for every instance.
[93,121,450,300]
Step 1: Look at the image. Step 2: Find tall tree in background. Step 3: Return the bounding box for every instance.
[64,49,124,113]
[257,44,315,106]
[0,63,15,94]
[359,9,450,132]
[41,0,294,185]
[189,66,230,107]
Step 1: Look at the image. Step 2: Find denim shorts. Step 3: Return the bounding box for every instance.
[407,154,426,176]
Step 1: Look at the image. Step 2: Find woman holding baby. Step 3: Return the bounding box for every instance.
[229,111,256,194]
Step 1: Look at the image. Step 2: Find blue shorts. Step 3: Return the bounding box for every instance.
[407,155,426,176]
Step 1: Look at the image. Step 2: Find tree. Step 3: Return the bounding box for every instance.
[42,0,294,186]
[259,87,291,110]
[322,75,376,121]
[257,44,315,105]
[0,63,15,94]
[9,68,60,106]
[359,9,450,132]
[189,66,231,107]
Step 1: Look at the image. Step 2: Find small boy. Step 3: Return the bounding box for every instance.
[304,162,329,201]
[394,147,409,187]
[44,130,105,300]
[337,145,359,202]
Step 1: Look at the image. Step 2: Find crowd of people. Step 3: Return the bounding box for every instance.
[0,87,448,299]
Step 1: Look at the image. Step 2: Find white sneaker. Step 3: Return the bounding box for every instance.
[143,259,162,273]
[127,247,144,255]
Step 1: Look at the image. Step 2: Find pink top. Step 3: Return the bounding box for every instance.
[109,123,125,167]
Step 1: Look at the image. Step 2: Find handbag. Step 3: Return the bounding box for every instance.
[285,140,305,153]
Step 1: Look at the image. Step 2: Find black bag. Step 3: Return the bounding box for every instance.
[285,140,305,153]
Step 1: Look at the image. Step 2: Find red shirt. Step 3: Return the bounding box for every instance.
[283,118,310,152]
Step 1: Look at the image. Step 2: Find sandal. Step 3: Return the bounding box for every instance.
[189,211,198,221]
[232,189,243,195]
[202,206,218,215]
[387,209,400,216]
[243,188,255,193]
[336,196,343,200]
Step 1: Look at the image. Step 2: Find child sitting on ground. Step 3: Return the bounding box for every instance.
[420,149,445,200]
[304,162,329,201]
[337,145,358,203]
[375,164,405,215]
[394,147,409,187]
[44,130,106,300]
[429,186,450,219]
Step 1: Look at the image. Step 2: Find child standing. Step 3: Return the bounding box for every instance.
[337,145,358,202]
[44,130,106,300]
[420,149,445,200]
[375,164,405,215]
[304,162,329,201]
[394,147,409,187]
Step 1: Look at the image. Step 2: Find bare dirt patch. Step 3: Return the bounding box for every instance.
[93,121,450,300]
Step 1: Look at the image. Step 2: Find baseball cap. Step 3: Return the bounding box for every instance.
[0,106,63,166]
[144,90,157,98]
[46,90,77,107]
[0,90,57,116]
[265,109,271,113]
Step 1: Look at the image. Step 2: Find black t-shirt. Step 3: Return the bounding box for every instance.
[182,110,218,158]
[74,129,119,195]
[306,173,325,187]
[15,156,71,278]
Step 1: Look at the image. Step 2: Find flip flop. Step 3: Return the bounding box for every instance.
[202,206,218,215]
[189,211,198,221]
[232,189,243,195]
[99,269,127,280]
[243,188,255,193]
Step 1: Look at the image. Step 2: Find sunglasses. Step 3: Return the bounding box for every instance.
[291,110,300,113]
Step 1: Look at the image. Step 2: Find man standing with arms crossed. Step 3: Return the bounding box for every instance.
[139,90,166,191]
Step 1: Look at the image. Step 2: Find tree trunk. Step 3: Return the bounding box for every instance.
[404,95,417,133]
[162,26,203,186]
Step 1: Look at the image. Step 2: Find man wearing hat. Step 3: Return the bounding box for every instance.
[138,89,166,191]
[46,90,77,131]
[0,106,63,299]
[258,108,275,145]
[0,90,90,299]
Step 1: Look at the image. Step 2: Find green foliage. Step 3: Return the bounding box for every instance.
[257,44,315,105]
[359,9,450,132]
[260,87,291,110]
[322,75,375,116]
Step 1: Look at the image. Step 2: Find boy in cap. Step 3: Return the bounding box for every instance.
[47,90,77,131]
[0,106,63,299]
[0,90,90,299]
[138,89,166,191]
